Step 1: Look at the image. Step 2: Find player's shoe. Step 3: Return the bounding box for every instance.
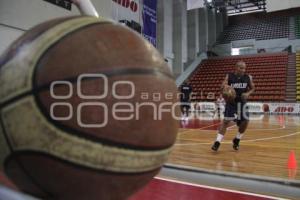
[211,141,220,151]
[232,138,240,150]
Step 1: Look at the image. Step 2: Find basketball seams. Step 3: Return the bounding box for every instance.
[2,96,172,173]
[0,17,107,106]
[0,115,11,170]
[0,68,174,112]
[4,151,161,176]
[0,110,53,197]
[0,70,175,151]
[0,16,84,68]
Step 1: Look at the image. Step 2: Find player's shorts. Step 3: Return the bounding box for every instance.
[180,101,191,110]
[224,102,249,125]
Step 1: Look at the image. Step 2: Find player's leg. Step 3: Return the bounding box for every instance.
[211,103,235,151]
[186,103,191,117]
[211,120,231,151]
[180,104,185,116]
[233,104,249,150]
[232,120,249,150]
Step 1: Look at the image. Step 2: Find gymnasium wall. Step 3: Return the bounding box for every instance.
[207,8,216,48]
[156,0,228,77]
[212,38,300,56]
[172,0,186,77]
[187,9,198,66]
[0,0,112,54]
[198,8,208,54]
[267,0,300,13]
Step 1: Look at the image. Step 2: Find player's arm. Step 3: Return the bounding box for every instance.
[243,75,255,99]
[220,74,229,91]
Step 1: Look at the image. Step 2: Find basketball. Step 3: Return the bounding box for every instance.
[222,86,236,102]
[0,16,179,199]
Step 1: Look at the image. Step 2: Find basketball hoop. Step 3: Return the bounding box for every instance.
[72,0,99,17]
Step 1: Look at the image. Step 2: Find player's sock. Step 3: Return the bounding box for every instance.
[216,133,224,142]
[235,132,243,139]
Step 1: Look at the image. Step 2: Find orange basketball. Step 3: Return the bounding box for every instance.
[0,17,179,199]
[222,86,236,102]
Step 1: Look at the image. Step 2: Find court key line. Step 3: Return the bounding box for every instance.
[179,122,221,134]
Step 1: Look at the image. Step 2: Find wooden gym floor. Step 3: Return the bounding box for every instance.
[167,114,300,181]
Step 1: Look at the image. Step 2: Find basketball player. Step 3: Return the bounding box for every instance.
[180,81,193,117]
[215,93,225,118]
[211,61,255,151]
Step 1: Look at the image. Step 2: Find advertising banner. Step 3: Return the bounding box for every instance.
[142,0,157,47]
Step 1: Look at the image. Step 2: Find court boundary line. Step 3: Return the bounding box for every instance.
[175,131,300,146]
[181,120,288,131]
[154,177,288,200]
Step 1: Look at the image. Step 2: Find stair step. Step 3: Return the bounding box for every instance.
[286,95,296,97]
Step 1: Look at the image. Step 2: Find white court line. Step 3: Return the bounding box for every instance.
[198,122,221,130]
[179,122,221,134]
[230,126,286,131]
[247,127,285,131]
[154,177,288,200]
[179,125,285,135]
[227,124,236,130]
[175,131,300,146]
[178,130,194,134]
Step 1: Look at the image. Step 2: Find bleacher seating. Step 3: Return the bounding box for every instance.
[187,53,288,102]
[296,53,300,101]
[217,11,289,44]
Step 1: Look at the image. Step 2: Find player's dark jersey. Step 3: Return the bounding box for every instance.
[228,73,251,102]
[180,83,192,102]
